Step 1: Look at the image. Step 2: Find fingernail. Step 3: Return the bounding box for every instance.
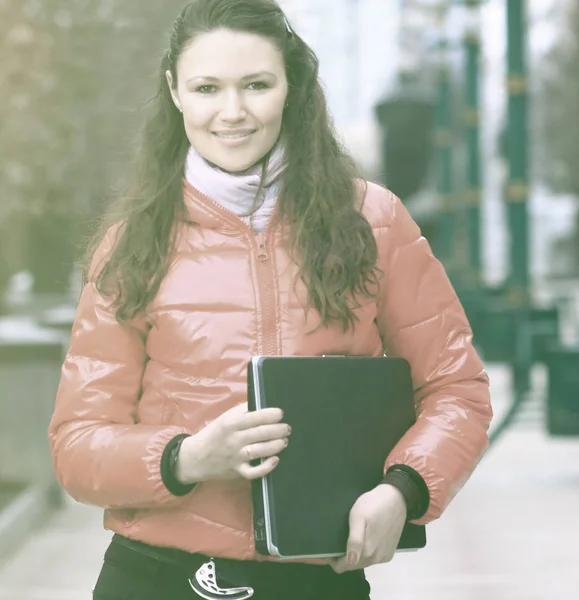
[348,552,357,565]
[272,457,280,466]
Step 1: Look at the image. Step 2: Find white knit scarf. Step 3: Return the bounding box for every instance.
[184,142,286,232]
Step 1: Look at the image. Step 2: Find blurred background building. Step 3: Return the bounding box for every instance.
[1,1,578,598]
[283,0,578,285]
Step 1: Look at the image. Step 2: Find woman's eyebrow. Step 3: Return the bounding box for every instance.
[187,71,278,84]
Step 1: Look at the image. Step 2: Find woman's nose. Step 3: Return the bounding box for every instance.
[220,91,246,121]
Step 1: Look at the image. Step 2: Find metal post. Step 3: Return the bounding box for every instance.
[506,0,532,391]
[507,0,533,396]
[434,2,454,265]
[463,0,483,288]
[489,0,532,446]
[505,0,530,305]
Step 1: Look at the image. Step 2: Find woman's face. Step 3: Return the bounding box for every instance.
[167,28,288,173]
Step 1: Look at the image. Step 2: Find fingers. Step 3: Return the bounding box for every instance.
[346,513,366,567]
[239,423,292,446]
[331,512,367,573]
[232,407,285,430]
[242,438,289,463]
[238,456,280,480]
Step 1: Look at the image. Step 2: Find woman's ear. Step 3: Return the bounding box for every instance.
[166,70,182,112]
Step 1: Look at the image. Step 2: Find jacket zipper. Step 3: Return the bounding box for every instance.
[184,185,279,556]
[185,187,279,356]
[249,230,278,558]
[254,231,278,356]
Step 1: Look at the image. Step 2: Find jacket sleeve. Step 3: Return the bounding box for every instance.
[48,227,191,509]
[375,192,493,525]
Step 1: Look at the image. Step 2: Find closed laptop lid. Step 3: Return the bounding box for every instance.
[251,355,425,558]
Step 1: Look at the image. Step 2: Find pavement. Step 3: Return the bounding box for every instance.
[0,363,578,600]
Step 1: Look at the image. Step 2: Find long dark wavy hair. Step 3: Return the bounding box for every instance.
[86,0,380,332]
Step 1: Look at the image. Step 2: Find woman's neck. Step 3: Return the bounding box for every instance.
[184,143,286,231]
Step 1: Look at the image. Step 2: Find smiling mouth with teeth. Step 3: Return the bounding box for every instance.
[213,132,254,139]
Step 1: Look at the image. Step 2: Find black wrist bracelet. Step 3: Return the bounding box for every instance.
[161,434,197,496]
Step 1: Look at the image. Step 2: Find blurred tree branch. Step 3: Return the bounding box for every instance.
[0,0,182,296]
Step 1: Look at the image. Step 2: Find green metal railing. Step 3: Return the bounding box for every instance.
[434,3,455,266]
[463,0,483,289]
[430,0,564,445]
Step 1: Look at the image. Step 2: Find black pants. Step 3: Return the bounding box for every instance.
[93,535,371,600]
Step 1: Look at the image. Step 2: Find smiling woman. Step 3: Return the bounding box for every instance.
[82,0,380,334]
[166,30,289,173]
[48,0,492,598]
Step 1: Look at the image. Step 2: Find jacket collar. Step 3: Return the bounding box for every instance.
[183,179,280,234]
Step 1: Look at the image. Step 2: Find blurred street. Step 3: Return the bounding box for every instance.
[1,363,578,600]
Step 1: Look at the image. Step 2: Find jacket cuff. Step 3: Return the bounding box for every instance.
[381,464,430,521]
[160,434,197,497]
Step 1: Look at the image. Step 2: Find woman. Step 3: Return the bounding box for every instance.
[48,0,492,598]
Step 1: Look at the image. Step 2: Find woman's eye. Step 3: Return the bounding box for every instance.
[195,82,269,93]
[247,81,269,91]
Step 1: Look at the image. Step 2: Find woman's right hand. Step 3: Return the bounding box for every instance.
[175,404,290,483]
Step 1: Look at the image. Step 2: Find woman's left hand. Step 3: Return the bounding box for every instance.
[329,483,407,573]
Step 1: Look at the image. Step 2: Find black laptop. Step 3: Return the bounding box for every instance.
[247,355,427,560]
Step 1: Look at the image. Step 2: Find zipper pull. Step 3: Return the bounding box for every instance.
[256,233,268,262]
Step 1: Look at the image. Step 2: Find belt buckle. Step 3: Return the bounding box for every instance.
[189,558,254,600]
